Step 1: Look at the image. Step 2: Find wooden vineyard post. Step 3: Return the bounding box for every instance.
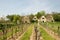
[58,26,60,37]
[34,25,40,40]
[37,19,40,40]
[34,19,40,40]
[11,26,14,39]
[34,26,37,40]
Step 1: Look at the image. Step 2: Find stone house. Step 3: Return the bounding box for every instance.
[33,16,38,21]
[31,16,39,23]
[39,14,54,22]
[39,16,46,22]
[22,16,30,23]
[45,14,54,22]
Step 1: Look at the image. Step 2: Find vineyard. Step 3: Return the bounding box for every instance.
[40,22,60,37]
[0,0,60,40]
[0,11,60,40]
[0,22,60,40]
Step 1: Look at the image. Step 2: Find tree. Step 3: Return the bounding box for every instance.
[6,15,14,22]
[6,15,21,24]
[52,12,60,22]
[29,14,34,22]
[36,11,45,19]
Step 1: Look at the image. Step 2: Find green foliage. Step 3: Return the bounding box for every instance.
[52,13,60,21]
[29,14,34,22]
[20,24,33,40]
[36,11,45,19]
[6,15,21,24]
[47,22,60,36]
[40,27,56,40]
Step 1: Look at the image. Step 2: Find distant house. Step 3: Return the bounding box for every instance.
[22,16,30,23]
[46,14,54,22]
[39,14,54,22]
[33,16,38,21]
[39,16,46,22]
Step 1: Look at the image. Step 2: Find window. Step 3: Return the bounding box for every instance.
[42,18,44,19]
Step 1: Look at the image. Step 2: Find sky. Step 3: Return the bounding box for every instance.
[0,0,60,17]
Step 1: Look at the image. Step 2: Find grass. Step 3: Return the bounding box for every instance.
[0,26,17,40]
[40,26,56,40]
[0,24,25,40]
[20,24,33,40]
[41,22,60,33]
[0,24,31,40]
[47,22,60,33]
[0,35,3,40]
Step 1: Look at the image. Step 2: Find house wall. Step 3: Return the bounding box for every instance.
[40,16,46,22]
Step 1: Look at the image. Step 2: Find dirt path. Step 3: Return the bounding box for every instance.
[16,31,26,40]
[40,25,60,40]
[16,24,33,40]
[30,26,43,40]
[7,24,30,40]
[30,27,34,40]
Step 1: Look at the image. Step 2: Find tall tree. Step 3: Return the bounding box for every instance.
[36,11,45,19]
[52,12,60,21]
[6,15,21,24]
[29,14,34,22]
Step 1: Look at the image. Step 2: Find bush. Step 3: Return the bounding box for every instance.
[52,13,60,22]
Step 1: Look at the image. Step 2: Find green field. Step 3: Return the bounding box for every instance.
[0,24,30,40]
[47,22,60,33]
[41,22,60,33]
[20,23,55,40]
[0,23,59,40]
[20,24,33,40]
[40,27,56,40]
[0,26,20,40]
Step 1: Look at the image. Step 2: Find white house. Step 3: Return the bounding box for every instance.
[33,16,38,21]
[39,16,46,22]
